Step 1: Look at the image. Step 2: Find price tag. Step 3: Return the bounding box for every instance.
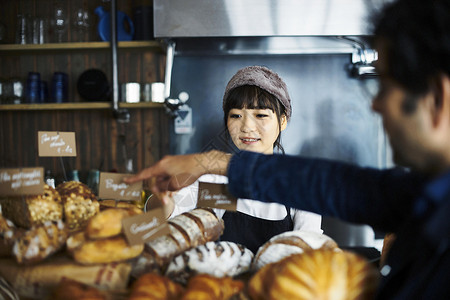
[122,207,170,246]
[0,167,44,196]
[98,172,142,201]
[197,181,237,211]
[38,131,77,157]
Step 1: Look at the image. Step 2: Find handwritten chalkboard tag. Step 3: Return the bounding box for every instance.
[38,131,77,157]
[0,167,44,196]
[122,207,170,245]
[98,172,142,201]
[197,181,237,211]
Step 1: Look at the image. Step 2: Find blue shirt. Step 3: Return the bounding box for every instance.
[228,151,450,299]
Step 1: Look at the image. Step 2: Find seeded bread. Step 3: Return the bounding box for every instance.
[56,181,99,230]
[1,184,63,229]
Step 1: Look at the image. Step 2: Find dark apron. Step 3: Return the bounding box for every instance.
[220,206,294,254]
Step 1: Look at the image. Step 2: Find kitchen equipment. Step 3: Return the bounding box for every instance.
[147,82,165,103]
[51,72,68,103]
[121,82,141,103]
[133,5,153,40]
[25,72,41,103]
[15,14,31,44]
[77,69,110,101]
[95,6,134,42]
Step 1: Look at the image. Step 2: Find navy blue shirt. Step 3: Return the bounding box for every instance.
[228,151,450,299]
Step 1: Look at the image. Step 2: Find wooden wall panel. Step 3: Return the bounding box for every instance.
[0,108,170,184]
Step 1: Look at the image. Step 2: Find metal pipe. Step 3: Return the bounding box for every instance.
[164,40,176,99]
[110,0,119,112]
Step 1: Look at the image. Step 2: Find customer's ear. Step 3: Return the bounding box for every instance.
[431,74,450,128]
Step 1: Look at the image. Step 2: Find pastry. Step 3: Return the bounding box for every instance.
[1,184,63,228]
[99,199,142,213]
[86,208,142,239]
[182,274,244,300]
[71,235,144,265]
[12,220,68,264]
[0,213,17,257]
[56,181,99,230]
[128,272,184,300]
[51,278,106,300]
[251,230,339,271]
[248,249,380,300]
[165,241,253,284]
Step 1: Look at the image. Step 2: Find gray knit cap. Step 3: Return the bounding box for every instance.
[223,66,292,121]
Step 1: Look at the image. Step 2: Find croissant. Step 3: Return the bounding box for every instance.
[181,274,244,300]
[248,249,380,300]
[128,273,184,300]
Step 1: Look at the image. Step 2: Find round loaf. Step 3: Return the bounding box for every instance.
[165,241,253,284]
[248,249,380,300]
[252,230,339,271]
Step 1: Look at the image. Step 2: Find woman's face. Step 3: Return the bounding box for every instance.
[227,108,287,154]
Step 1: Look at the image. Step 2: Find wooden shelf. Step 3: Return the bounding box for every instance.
[0,41,165,53]
[0,102,165,111]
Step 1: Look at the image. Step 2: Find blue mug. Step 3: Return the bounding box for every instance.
[51,72,68,103]
[25,72,41,103]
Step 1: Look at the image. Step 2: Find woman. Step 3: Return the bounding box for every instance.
[167,66,322,253]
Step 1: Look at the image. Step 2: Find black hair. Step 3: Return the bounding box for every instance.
[223,85,287,153]
[372,0,450,111]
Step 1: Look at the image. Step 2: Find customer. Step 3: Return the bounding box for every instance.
[125,0,450,298]
[165,66,322,254]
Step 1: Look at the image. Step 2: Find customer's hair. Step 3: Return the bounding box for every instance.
[223,85,286,153]
[372,0,450,109]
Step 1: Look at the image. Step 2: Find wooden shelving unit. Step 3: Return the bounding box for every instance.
[0,101,164,111]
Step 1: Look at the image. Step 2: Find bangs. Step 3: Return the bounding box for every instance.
[224,85,281,113]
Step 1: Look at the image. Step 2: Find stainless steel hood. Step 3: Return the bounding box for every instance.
[154,0,391,54]
[154,0,383,38]
[156,0,383,106]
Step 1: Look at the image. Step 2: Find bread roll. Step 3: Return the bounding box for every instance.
[165,241,253,284]
[252,230,339,271]
[56,181,99,230]
[51,278,106,300]
[182,274,244,300]
[129,273,184,300]
[1,184,63,228]
[132,208,224,277]
[12,220,68,264]
[248,249,380,300]
[86,208,142,239]
[71,235,144,265]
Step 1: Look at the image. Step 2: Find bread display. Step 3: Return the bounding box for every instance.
[66,208,144,265]
[12,220,68,264]
[182,274,244,300]
[252,230,339,271]
[72,235,144,265]
[99,199,142,213]
[1,184,63,229]
[51,278,106,300]
[248,249,380,300]
[86,208,142,239]
[165,241,253,284]
[132,208,225,277]
[0,213,17,257]
[128,272,184,300]
[56,181,99,230]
